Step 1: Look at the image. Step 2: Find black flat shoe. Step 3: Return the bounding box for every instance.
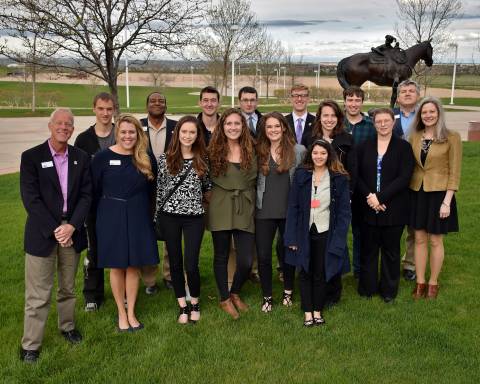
[61,329,82,344]
[116,326,131,333]
[131,322,144,332]
[20,348,39,363]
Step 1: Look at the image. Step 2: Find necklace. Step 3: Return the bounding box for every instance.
[421,131,433,153]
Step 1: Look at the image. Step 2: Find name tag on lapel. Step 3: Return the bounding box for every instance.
[110,160,121,166]
[41,161,54,168]
[394,114,400,119]
[74,160,78,165]
[142,126,148,132]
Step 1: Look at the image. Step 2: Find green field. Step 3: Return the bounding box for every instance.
[0,143,479,383]
[428,74,480,91]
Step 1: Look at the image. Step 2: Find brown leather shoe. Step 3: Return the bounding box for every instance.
[426,284,439,299]
[412,283,427,299]
[230,293,249,312]
[219,298,239,319]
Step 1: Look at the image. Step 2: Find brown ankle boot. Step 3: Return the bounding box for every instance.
[412,283,427,299]
[219,298,239,319]
[230,293,249,312]
[426,284,439,299]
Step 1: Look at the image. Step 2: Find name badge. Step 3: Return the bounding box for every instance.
[74,160,78,165]
[110,160,121,166]
[41,161,54,168]
[311,199,320,208]
[394,114,400,119]
[142,126,148,131]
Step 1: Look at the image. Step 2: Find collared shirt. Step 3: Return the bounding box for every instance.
[48,139,69,213]
[148,117,167,159]
[292,111,308,133]
[344,115,376,145]
[399,108,416,137]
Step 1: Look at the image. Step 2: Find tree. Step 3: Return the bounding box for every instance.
[394,0,463,91]
[197,0,265,96]
[0,8,55,112]
[0,0,208,110]
[256,36,284,99]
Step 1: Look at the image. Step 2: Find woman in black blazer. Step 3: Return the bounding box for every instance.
[356,108,414,302]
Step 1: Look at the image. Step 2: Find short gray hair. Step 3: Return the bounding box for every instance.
[398,79,420,95]
[49,108,74,125]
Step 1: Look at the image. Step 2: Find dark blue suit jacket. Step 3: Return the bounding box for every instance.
[20,141,92,256]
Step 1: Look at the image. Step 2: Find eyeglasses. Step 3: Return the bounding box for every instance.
[291,94,309,99]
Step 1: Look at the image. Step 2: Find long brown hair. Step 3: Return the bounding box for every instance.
[166,115,208,177]
[256,112,296,176]
[302,139,348,176]
[115,114,154,180]
[208,108,255,177]
[312,99,346,139]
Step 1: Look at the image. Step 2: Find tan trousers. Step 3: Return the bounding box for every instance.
[22,245,80,350]
[402,226,416,271]
[140,242,171,287]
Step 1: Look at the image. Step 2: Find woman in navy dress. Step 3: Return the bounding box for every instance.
[92,114,159,332]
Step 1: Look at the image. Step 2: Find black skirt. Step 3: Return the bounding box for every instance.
[410,187,459,234]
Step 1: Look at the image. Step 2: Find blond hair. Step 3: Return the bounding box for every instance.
[115,114,154,180]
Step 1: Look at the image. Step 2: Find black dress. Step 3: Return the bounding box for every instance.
[410,139,459,234]
[92,149,160,268]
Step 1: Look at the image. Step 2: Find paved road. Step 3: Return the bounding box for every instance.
[1,111,479,175]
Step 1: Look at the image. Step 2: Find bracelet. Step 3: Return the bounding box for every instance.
[441,202,450,207]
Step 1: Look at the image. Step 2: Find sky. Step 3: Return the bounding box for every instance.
[251,0,480,63]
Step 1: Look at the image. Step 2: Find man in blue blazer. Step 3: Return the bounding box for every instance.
[393,79,420,281]
[140,91,177,293]
[19,108,91,363]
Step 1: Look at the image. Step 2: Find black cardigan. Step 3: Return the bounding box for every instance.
[356,135,414,226]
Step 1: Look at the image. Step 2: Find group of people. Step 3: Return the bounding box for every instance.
[19,80,461,362]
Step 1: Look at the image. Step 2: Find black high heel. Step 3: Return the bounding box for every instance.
[190,303,200,323]
[178,305,190,325]
[261,297,273,313]
[282,291,293,307]
[313,315,326,326]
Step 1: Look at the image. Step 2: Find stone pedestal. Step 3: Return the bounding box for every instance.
[468,121,480,141]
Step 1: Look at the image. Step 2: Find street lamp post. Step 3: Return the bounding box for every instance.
[274,68,279,91]
[190,65,194,88]
[313,70,318,99]
[124,29,130,109]
[449,43,458,105]
[280,66,286,97]
[230,25,239,108]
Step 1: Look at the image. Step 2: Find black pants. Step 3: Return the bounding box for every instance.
[212,230,254,301]
[325,273,342,305]
[358,224,404,299]
[159,213,205,299]
[83,217,104,305]
[255,218,295,297]
[299,228,328,312]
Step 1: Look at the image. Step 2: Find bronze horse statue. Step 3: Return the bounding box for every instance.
[337,40,433,107]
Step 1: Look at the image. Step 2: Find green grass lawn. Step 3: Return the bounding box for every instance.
[0,143,479,382]
[429,74,480,91]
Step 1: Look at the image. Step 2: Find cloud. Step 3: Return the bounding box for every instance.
[295,31,311,34]
[261,19,342,27]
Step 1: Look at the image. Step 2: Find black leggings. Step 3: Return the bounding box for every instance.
[159,213,205,299]
[255,218,295,297]
[299,229,328,312]
[212,230,254,301]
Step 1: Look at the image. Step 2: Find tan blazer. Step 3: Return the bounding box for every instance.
[409,130,462,192]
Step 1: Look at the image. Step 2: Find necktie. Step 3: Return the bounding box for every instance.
[296,118,303,143]
[249,115,255,133]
